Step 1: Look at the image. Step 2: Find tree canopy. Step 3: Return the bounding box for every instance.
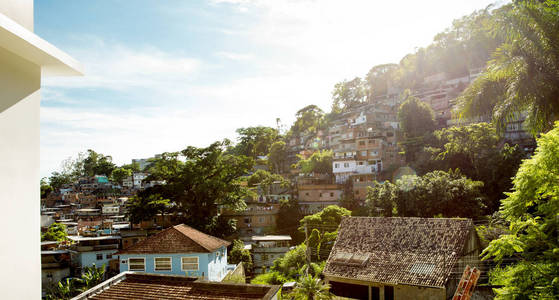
[231,126,279,158]
[481,121,559,299]
[366,170,485,218]
[41,223,68,242]
[331,77,367,112]
[267,141,288,174]
[138,141,253,237]
[457,1,559,135]
[428,123,525,212]
[290,105,326,137]
[295,150,333,175]
[397,91,436,162]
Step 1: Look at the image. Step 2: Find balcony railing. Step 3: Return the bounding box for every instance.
[75,244,119,252]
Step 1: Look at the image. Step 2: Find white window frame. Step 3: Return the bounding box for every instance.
[154,257,172,271]
[181,256,199,271]
[128,257,145,271]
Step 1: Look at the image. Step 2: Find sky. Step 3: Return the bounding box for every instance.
[36,0,498,178]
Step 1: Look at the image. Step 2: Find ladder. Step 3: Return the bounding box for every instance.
[452,265,481,300]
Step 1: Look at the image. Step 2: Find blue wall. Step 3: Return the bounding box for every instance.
[118,246,228,281]
[78,249,118,271]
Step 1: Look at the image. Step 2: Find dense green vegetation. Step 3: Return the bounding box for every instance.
[141,141,253,237]
[45,265,106,300]
[481,122,559,299]
[458,0,559,135]
[41,222,68,242]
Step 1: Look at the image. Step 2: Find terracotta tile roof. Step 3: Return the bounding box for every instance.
[73,272,280,300]
[117,224,230,254]
[323,217,474,288]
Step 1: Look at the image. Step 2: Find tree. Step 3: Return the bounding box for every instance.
[300,205,351,261]
[295,150,333,175]
[82,149,116,176]
[457,1,559,135]
[365,63,399,98]
[430,123,525,212]
[331,77,367,112]
[48,171,73,191]
[246,169,288,197]
[227,240,252,270]
[231,126,279,158]
[41,177,53,199]
[110,167,132,186]
[397,91,436,162]
[140,141,253,237]
[267,141,288,174]
[290,275,332,300]
[290,105,325,136]
[277,198,304,243]
[41,222,68,242]
[481,121,559,299]
[366,170,485,218]
[125,194,170,225]
[228,240,253,272]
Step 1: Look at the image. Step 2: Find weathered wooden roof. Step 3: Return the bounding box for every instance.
[324,217,473,288]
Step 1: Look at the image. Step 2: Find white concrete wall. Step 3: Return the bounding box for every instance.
[0,2,40,296]
[0,44,41,298]
[333,160,356,173]
[0,0,33,31]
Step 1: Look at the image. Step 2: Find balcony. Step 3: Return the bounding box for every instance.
[354,165,377,174]
[75,244,119,252]
[252,246,290,253]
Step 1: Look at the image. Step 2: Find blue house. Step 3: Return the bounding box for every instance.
[117,224,231,281]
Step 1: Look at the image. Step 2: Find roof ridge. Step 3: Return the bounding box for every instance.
[172,224,230,252]
[116,226,175,254]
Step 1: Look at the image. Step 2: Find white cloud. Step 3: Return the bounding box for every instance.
[42,44,201,91]
[215,51,254,61]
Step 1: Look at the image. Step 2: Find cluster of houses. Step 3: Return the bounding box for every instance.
[42,216,485,300]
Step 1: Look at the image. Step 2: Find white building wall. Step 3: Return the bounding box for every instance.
[332,160,356,174]
[0,43,41,299]
[0,2,82,297]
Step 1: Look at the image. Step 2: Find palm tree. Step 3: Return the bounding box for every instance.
[457,1,559,135]
[290,275,332,300]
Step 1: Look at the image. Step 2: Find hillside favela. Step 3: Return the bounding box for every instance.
[1,0,556,299]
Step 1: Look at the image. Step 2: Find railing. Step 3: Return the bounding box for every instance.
[75,244,119,252]
[252,247,290,253]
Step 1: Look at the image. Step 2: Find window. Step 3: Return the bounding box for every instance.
[106,254,112,259]
[343,163,349,168]
[96,254,103,260]
[334,163,339,168]
[358,161,364,165]
[181,257,199,271]
[154,257,172,271]
[244,217,250,224]
[259,217,264,223]
[305,192,309,196]
[319,193,322,197]
[358,141,365,146]
[385,286,394,300]
[361,151,367,156]
[129,258,145,271]
[330,192,334,197]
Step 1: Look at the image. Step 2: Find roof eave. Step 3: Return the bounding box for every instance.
[324,273,446,289]
[0,12,83,77]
